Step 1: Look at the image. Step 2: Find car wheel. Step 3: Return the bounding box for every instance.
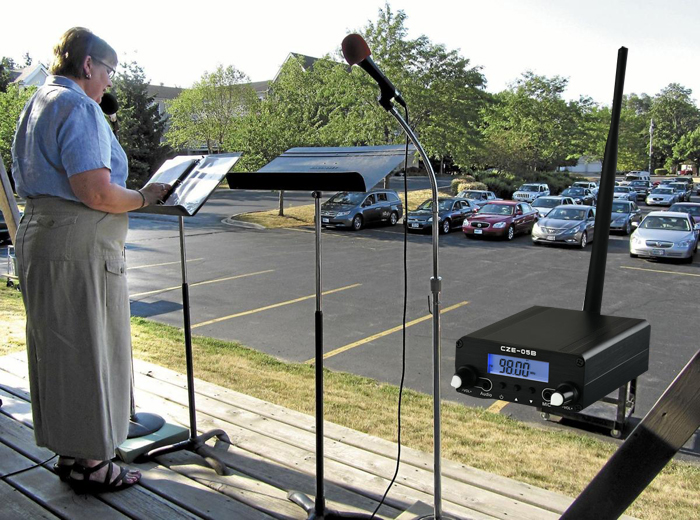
[684,252,694,264]
[441,219,451,234]
[352,215,363,231]
[506,225,515,241]
[580,232,588,248]
[389,212,398,226]
[624,221,632,235]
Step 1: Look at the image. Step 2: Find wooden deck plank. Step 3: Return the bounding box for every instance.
[0,480,60,519]
[133,386,409,519]
[0,439,128,519]
[133,369,552,520]
[1,351,639,520]
[133,358,576,514]
[132,374,515,520]
[0,389,274,520]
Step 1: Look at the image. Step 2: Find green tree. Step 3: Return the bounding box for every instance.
[166,65,258,154]
[357,3,488,173]
[672,127,700,169]
[649,83,700,170]
[578,95,650,172]
[0,57,18,93]
[480,72,582,173]
[0,84,35,183]
[111,62,171,188]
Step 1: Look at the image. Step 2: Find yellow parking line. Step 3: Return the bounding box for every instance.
[486,400,509,414]
[192,283,362,329]
[620,266,700,278]
[130,269,275,298]
[307,301,470,364]
[128,258,204,270]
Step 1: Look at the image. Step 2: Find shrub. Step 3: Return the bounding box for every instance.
[456,181,488,193]
[450,176,476,194]
[655,168,669,176]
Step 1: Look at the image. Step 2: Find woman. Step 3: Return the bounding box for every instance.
[11,27,169,493]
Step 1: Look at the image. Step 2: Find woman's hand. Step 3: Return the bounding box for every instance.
[69,168,171,213]
[139,183,171,206]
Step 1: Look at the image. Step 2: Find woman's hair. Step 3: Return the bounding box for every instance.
[50,27,117,78]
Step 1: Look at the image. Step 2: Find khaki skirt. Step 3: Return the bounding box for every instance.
[15,197,132,460]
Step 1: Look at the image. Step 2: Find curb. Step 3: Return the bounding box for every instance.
[221,214,266,230]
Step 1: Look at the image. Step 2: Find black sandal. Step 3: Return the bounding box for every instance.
[68,460,140,494]
[53,462,74,482]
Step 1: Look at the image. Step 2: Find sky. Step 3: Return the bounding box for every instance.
[3,0,699,105]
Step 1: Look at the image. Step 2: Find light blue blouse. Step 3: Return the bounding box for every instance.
[12,76,128,202]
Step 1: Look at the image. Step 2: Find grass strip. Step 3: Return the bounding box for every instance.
[1,284,698,519]
[234,189,444,229]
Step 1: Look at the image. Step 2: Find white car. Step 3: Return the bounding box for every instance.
[512,183,550,203]
[630,211,699,262]
[645,187,678,207]
[613,186,637,202]
[531,196,576,218]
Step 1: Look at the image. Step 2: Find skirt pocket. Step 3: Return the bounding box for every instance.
[105,257,128,309]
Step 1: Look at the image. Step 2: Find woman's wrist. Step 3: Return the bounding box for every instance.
[137,189,147,208]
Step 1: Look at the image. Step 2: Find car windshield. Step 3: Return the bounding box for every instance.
[640,216,691,231]
[651,188,673,195]
[611,202,631,213]
[326,192,366,205]
[479,204,513,216]
[532,198,561,208]
[669,184,686,190]
[461,191,485,200]
[573,183,591,189]
[614,187,630,193]
[518,185,539,192]
[630,181,648,187]
[562,188,585,196]
[547,207,587,221]
[669,204,700,217]
[416,199,453,211]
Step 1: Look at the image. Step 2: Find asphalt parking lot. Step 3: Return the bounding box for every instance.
[3,181,698,457]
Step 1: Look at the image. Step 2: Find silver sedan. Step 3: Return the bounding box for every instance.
[629,211,700,262]
[645,187,678,207]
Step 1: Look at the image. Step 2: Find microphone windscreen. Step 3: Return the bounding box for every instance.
[342,34,371,66]
[100,92,119,116]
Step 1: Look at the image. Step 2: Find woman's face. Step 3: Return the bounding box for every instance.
[85,55,116,103]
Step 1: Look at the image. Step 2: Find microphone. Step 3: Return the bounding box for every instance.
[341,33,406,111]
[100,92,119,116]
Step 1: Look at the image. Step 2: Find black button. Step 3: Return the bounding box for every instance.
[514,385,521,392]
[499,382,507,389]
[529,387,536,394]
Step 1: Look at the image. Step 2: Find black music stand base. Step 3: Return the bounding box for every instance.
[286,193,375,520]
[144,429,232,476]
[135,217,231,476]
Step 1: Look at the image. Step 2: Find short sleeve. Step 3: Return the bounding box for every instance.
[58,101,112,177]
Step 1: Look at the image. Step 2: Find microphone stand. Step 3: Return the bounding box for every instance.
[387,107,455,520]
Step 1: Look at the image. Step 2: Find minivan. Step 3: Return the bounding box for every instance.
[320,189,403,230]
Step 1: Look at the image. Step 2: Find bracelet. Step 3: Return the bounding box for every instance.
[137,190,146,208]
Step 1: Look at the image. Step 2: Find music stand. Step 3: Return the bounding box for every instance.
[132,153,241,475]
[228,145,411,519]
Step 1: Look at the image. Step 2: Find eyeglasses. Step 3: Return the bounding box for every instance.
[93,58,116,79]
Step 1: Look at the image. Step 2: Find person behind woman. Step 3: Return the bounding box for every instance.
[11,27,170,493]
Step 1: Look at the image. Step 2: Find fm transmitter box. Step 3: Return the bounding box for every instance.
[453,306,650,411]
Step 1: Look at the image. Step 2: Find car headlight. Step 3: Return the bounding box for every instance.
[493,222,506,229]
[463,220,470,227]
[427,217,433,223]
[677,239,693,247]
[612,217,625,224]
[631,234,642,244]
[336,211,350,217]
[533,222,542,232]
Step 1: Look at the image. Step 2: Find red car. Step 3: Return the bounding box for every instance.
[463,201,539,240]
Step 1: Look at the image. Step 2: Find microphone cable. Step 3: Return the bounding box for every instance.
[371,105,410,519]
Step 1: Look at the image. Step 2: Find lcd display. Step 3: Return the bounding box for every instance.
[487,354,549,383]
